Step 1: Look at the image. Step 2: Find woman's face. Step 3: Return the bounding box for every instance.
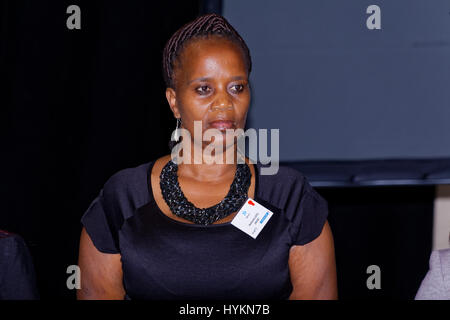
[166,36,251,150]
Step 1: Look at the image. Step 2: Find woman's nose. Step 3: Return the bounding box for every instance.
[211,103,233,111]
[211,92,233,111]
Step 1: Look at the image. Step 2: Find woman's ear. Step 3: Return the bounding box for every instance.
[165,87,180,118]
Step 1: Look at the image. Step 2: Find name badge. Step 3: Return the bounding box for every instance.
[231,198,273,239]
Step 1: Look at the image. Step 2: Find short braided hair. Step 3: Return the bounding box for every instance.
[162,13,252,89]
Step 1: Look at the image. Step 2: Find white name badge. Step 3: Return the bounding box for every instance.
[231,198,274,239]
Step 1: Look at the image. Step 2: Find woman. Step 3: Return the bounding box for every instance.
[77,13,337,300]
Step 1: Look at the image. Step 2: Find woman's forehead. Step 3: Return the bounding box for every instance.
[174,38,247,83]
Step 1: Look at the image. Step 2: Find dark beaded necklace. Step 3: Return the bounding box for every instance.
[159,160,252,225]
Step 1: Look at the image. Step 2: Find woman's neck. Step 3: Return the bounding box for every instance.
[175,141,245,182]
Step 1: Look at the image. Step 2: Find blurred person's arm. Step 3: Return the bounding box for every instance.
[415,249,450,300]
[77,227,125,299]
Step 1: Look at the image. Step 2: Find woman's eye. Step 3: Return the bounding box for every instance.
[195,86,211,95]
[231,84,244,93]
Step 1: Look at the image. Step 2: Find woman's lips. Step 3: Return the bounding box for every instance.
[208,120,235,130]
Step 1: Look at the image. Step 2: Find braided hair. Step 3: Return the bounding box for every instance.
[162,13,252,89]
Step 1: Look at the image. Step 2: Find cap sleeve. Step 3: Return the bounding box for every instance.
[81,182,123,254]
[287,181,329,246]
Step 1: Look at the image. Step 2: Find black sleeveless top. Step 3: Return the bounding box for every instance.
[80,160,329,300]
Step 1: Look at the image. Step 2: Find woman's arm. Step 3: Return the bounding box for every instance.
[288,220,338,299]
[77,227,126,299]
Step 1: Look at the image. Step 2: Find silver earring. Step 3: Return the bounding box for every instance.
[174,118,182,142]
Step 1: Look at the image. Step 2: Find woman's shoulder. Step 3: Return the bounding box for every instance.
[99,160,157,211]
[104,161,152,189]
[257,162,325,211]
[257,162,313,193]
[256,162,329,245]
[81,160,157,254]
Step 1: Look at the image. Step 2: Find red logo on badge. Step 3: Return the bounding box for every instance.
[248,200,255,206]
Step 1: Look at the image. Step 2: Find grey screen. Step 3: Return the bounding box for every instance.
[223,0,450,161]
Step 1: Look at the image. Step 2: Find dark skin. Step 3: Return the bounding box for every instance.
[77,36,338,299]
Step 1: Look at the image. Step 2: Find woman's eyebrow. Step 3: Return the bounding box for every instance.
[187,75,246,85]
[188,76,211,85]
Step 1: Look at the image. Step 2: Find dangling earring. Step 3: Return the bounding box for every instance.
[174,118,182,142]
[169,118,182,151]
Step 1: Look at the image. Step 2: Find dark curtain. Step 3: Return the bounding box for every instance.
[317,185,434,300]
[1,0,202,299]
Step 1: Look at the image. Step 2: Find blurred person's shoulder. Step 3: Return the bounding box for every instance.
[415,248,450,300]
[429,248,450,277]
[436,248,450,277]
[0,230,26,247]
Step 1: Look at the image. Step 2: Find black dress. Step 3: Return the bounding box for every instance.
[81,160,329,300]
